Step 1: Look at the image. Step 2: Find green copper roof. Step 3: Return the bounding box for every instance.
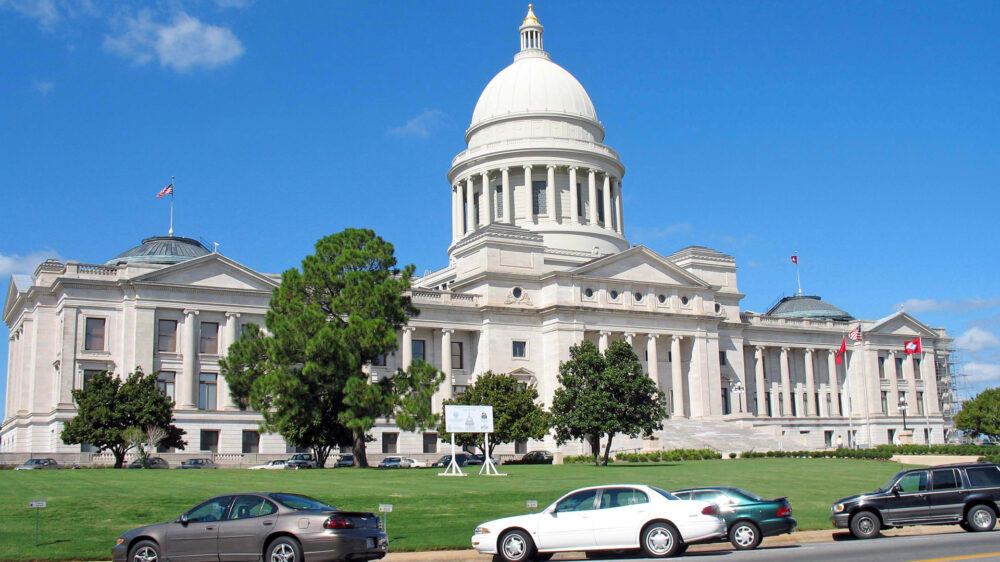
[107,236,211,265]
[765,295,854,322]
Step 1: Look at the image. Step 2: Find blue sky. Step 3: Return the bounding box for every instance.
[2,1,999,418]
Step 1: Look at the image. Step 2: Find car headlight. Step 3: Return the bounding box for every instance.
[833,503,845,513]
[474,526,490,535]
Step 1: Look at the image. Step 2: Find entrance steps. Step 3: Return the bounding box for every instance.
[613,418,814,455]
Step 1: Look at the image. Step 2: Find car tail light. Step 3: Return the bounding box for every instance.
[777,506,792,517]
[323,515,355,529]
[702,504,719,516]
[376,516,383,529]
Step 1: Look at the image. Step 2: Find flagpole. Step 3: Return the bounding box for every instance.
[794,252,802,296]
[169,176,175,237]
[859,329,873,448]
[844,333,856,449]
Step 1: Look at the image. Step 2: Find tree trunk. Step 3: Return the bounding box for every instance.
[352,430,369,467]
[113,446,127,469]
[602,434,615,466]
[314,446,331,469]
[590,435,601,466]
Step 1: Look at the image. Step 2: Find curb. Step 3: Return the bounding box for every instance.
[382,525,966,561]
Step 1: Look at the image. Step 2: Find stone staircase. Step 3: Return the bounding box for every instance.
[613,419,814,455]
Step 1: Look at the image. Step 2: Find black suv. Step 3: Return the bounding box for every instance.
[831,462,1000,539]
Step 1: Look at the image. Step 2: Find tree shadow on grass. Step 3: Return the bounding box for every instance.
[36,539,71,546]
[602,463,681,468]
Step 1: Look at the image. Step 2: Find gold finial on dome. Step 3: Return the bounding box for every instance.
[522,4,540,26]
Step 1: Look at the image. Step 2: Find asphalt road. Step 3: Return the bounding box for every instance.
[568,531,1000,562]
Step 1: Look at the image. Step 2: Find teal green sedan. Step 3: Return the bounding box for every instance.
[671,487,796,550]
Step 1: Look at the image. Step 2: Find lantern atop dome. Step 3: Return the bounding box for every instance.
[519,4,545,55]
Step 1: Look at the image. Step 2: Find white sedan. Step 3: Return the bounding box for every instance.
[404,458,427,468]
[472,484,726,561]
[248,459,288,470]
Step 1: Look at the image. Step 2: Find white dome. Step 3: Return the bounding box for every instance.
[470,56,598,128]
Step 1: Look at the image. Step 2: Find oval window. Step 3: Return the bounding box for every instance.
[681,296,689,305]
[634,292,643,302]
[610,290,619,300]
[658,294,666,303]
[512,287,523,299]
[715,303,722,312]
[584,288,594,298]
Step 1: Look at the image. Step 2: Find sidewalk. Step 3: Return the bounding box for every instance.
[383,525,965,561]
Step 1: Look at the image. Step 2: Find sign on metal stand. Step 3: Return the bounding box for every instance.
[378,503,392,543]
[29,499,46,546]
[526,500,538,511]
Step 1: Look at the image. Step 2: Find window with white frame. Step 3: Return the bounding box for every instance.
[157,319,177,353]
[200,322,219,354]
[156,371,176,401]
[512,341,527,358]
[85,318,105,351]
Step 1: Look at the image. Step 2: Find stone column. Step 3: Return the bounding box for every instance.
[624,332,634,346]
[481,171,492,226]
[464,177,476,234]
[441,329,454,399]
[219,312,240,410]
[598,331,610,353]
[546,165,557,220]
[587,168,598,224]
[754,346,767,417]
[602,174,613,229]
[524,165,534,220]
[779,347,792,417]
[501,167,511,223]
[4,335,14,419]
[402,327,414,369]
[805,348,816,416]
[615,179,625,235]
[828,349,841,416]
[670,336,685,418]
[568,166,579,223]
[887,351,900,415]
[451,184,460,241]
[647,334,659,390]
[178,309,199,409]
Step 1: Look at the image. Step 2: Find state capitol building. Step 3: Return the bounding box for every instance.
[2,7,954,461]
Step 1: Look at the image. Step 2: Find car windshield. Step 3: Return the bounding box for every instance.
[25,459,44,466]
[269,493,336,511]
[878,472,905,492]
[650,487,678,500]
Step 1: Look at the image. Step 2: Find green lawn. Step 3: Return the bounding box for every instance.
[0,459,909,560]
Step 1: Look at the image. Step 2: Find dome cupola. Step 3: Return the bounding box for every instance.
[766,295,854,322]
[107,236,211,266]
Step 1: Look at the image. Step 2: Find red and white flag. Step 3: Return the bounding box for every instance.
[836,337,847,365]
[904,337,922,355]
[791,255,798,264]
[848,324,863,342]
[156,183,174,198]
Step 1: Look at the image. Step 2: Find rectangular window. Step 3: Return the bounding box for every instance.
[878,356,886,379]
[286,444,310,454]
[914,357,922,377]
[719,351,726,366]
[895,357,905,379]
[515,440,528,455]
[721,388,731,415]
[423,432,438,454]
[372,353,386,367]
[495,185,503,219]
[382,432,398,454]
[157,319,177,353]
[451,341,464,370]
[765,392,773,417]
[200,322,219,354]
[881,391,889,414]
[474,192,481,225]
[597,188,605,223]
[454,384,468,396]
[814,393,821,416]
[199,430,219,453]
[931,469,959,491]
[917,391,925,415]
[576,183,583,217]
[83,369,101,390]
[824,431,834,447]
[242,430,260,454]
[412,339,426,363]
[199,373,218,410]
[156,371,176,401]
[967,466,1000,488]
[85,317,105,351]
[532,180,547,215]
[512,341,527,358]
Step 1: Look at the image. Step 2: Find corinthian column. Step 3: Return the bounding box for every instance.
[671,336,685,418]
[220,312,240,410]
[779,347,792,417]
[568,167,579,223]
[647,334,659,390]
[501,167,511,223]
[451,184,461,240]
[828,349,841,416]
[598,331,610,353]
[441,329,454,399]
[481,171,493,226]
[546,165,557,221]
[754,346,767,417]
[465,178,475,233]
[524,165,534,220]
[615,179,625,234]
[178,309,199,409]
[402,327,414,369]
[587,168,598,224]
[602,174,613,229]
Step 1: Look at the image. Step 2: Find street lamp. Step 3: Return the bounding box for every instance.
[732,381,745,414]
[899,396,909,431]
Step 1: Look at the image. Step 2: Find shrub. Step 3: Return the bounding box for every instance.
[729,452,737,459]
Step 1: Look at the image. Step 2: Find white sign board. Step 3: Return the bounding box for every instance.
[445,405,494,433]
[526,500,538,509]
[29,500,46,508]
[378,504,393,513]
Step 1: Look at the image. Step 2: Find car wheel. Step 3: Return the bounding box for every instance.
[641,521,681,558]
[966,504,997,532]
[849,510,881,540]
[960,521,974,532]
[497,529,535,562]
[729,521,762,550]
[128,540,160,562]
[266,536,303,562]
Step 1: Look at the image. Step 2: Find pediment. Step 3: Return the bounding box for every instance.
[3,276,25,322]
[131,254,278,292]
[509,367,535,376]
[570,246,710,288]
[867,311,939,338]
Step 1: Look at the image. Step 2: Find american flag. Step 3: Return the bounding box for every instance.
[156,183,174,198]
[848,325,863,342]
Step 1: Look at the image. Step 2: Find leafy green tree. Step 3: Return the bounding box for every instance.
[955,388,1000,441]
[61,369,186,468]
[551,340,667,466]
[437,371,550,457]
[218,322,269,410]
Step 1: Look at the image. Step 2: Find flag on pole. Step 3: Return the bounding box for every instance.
[157,183,174,198]
[836,337,847,365]
[904,337,922,355]
[848,324,863,342]
[791,255,798,264]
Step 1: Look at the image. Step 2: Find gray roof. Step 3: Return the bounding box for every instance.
[765,295,854,322]
[106,236,211,266]
[11,274,33,293]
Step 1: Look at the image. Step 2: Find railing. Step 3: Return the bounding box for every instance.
[452,137,621,166]
[73,263,119,277]
[743,314,840,329]
[411,290,479,307]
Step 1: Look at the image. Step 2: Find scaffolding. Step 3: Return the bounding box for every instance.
[937,347,968,442]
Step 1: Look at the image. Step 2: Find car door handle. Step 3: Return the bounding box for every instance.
[263,521,273,526]
[206,526,215,531]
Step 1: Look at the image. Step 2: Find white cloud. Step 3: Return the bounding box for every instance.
[104,10,244,72]
[0,249,62,279]
[215,0,254,8]
[388,109,446,138]
[897,297,1000,314]
[31,80,55,95]
[629,223,694,241]
[0,0,59,27]
[956,327,1000,353]
[965,362,1000,385]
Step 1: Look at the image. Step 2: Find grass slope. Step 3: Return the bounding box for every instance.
[0,459,907,560]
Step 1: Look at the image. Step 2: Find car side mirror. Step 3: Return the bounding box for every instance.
[178,513,189,525]
[891,484,901,495]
